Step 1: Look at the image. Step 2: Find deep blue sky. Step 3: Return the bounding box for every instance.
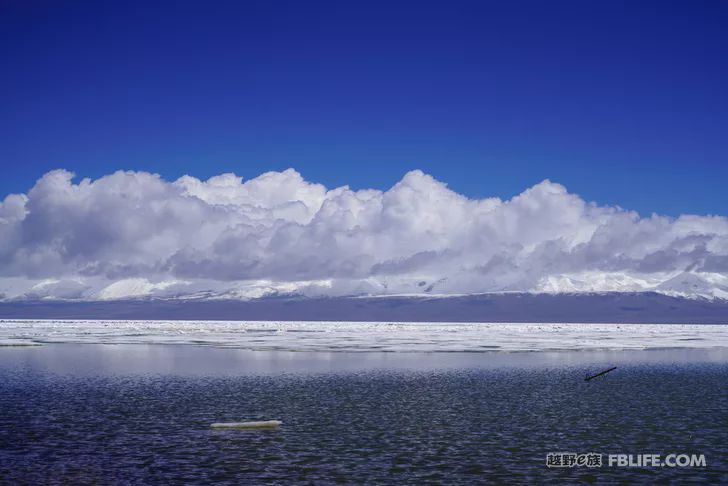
[1,0,726,216]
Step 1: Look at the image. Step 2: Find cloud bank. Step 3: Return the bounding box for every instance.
[1,168,727,301]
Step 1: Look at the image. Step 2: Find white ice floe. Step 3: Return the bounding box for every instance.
[0,320,726,352]
[0,338,42,346]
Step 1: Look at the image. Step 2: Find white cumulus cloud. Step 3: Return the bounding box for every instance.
[0,168,727,301]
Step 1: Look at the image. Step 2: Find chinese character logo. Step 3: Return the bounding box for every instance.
[547,452,602,467]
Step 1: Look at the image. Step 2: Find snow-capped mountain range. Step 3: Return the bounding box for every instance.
[2,271,727,303]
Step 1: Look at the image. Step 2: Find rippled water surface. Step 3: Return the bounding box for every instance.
[1,345,726,484]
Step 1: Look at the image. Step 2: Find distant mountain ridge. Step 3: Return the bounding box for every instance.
[6,270,728,304]
[1,292,727,324]
[534,271,728,300]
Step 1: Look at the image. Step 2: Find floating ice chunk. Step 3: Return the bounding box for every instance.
[0,339,42,347]
[210,420,282,429]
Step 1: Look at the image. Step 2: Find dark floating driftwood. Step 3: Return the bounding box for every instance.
[584,366,617,381]
[210,420,282,429]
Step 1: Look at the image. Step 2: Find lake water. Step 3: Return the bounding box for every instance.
[1,344,726,484]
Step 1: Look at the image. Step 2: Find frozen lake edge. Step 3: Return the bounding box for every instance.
[1,320,727,353]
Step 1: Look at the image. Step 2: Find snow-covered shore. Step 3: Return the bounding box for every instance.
[1,320,727,352]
